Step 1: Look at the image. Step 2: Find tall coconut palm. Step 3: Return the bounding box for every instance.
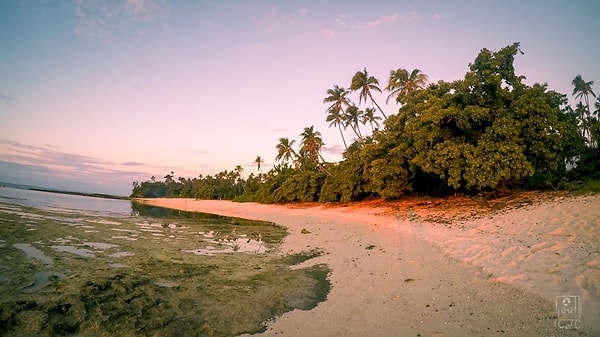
[233,165,245,192]
[254,155,264,173]
[275,137,298,167]
[350,68,387,119]
[299,126,323,163]
[572,75,596,108]
[361,107,382,132]
[572,74,597,145]
[324,85,352,150]
[344,105,364,143]
[234,165,243,175]
[325,106,348,151]
[299,126,331,175]
[386,68,428,104]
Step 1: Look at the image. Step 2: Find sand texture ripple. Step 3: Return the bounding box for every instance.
[139,193,599,336]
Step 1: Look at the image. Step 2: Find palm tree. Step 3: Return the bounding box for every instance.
[299,126,331,175]
[233,164,245,192]
[299,126,322,163]
[386,68,428,104]
[254,156,264,173]
[326,106,348,151]
[275,137,298,166]
[572,74,596,145]
[361,107,381,132]
[344,105,364,143]
[572,74,596,108]
[234,165,243,176]
[350,68,387,119]
[324,85,352,150]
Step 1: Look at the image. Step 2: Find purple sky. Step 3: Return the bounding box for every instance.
[1,0,599,195]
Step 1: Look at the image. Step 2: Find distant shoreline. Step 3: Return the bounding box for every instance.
[0,183,129,200]
[27,187,130,200]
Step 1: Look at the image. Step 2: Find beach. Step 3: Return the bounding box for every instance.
[139,193,600,336]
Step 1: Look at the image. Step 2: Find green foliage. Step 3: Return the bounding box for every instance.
[320,144,368,202]
[389,43,575,192]
[359,127,413,199]
[271,171,326,203]
[131,180,168,198]
[579,179,600,193]
[131,168,246,200]
[132,42,596,203]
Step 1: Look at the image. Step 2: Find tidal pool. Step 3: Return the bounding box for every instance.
[0,200,330,336]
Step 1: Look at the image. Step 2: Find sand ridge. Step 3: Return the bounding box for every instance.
[138,194,599,336]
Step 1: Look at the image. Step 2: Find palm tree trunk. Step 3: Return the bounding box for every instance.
[585,96,596,147]
[355,121,364,140]
[317,153,334,177]
[338,125,348,150]
[349,124,364,144]
[369,93,387,119]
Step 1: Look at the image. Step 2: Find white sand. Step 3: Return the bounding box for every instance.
[138,194,599,336]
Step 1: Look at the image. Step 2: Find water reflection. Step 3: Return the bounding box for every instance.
[132,202,233,220]
[131,201,287,247]
[1,194,330,337]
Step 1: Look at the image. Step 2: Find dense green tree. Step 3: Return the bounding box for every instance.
[272,171,326,203]
[361,120,413,198]
[320,141,370,202]
[133,42,595,203]
[398,43,573,191]
[131,179,168,198]
[350,68,387,119]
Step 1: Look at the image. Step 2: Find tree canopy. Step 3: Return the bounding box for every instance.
[132,43,597,202]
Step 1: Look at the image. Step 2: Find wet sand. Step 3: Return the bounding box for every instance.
[139,194,600,337]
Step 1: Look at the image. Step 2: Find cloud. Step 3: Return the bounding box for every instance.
[319,28,336,38]
[178,148,207,155]
[260,5,313,37]
[0,138,173,194]
[73,0,169,40]
[365,11,417,28]
[431,13,443,21]
[0,94,17,104]
[322,144,345,155]
[366,13,399,27]
[120,161,146,166]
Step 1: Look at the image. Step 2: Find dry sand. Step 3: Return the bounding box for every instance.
[138,193,599,336]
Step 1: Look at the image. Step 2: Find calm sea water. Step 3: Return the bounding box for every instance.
[0,186,133,216]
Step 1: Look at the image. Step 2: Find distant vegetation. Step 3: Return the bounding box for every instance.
[28,188,130,200]
[131,43,599,202]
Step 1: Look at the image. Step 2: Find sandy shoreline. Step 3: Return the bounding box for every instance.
[137,194,599,336]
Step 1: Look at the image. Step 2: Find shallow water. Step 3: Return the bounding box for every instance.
[0,188,330,336]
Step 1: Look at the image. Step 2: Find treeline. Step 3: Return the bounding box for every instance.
[131,43,599,202]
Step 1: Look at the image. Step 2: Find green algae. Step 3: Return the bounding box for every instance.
[0,202,330,336]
